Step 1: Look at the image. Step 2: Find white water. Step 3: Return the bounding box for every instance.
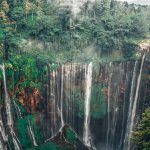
[10,126,21,150]
[29,126,38,146]
[0,139,4,150]
[46,61,148,150]
[124,61,138,150]
[106,62,112,149]
[0,139,7,150]
[0,64,13,126]
[52,69,57,133]
[119,62,130,149]
[83,62,93,147]
[127,53,146,150]
[27,120,38,146]
[0,64,21,150]
[0,112,8,142]
[60,65,64,127]
[13,100,22,118]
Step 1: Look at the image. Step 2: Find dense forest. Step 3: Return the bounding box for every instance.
[0,0,150,63]
[0,0,150,150]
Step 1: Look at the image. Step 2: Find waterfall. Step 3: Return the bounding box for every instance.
[119,62,130,149]
[0,64,21,150]
[60,65,64,127]
[0,64,13,126]
[13,100,22,118]
[27,120,38,146]
[14,98,38,146]
[123,61,138,150]
[10,126,21,150]
[0,140,3,150]
[83,62,93,147]
[0,112,8,142]
[0,111,8,149]
[51,69,57,133]
[127,53,146,150]
[45,60,148,150]
[106,62,112,149]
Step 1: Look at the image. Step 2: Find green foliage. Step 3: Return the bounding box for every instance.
[0,28,5,41]
[16,117,32,149]
[0,0,149,67]
[10,7,24,20]
[90,84,106,119]
[15,99,26,115]
[122,42,138,59]
[37,141,56,150]
[0,0,9,13]
[65,128,76,144]
[129,14,149,37]
[29,114,42,144]
[16,114,42,149]
[73,89,85,118]
[131,107,150,150]
[0,1,149,149]
[50,63,59,71]
[30,141,69,150]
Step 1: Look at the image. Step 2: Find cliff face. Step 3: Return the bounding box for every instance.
[36,60,149,150]
[17,87,40,113]
[0,60,149,150]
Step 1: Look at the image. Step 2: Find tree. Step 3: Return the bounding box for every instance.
[129,14,148,37]
[122,42,137,59]
[0,0,9,13]
[10,6,24,20]
[132,107,150,150]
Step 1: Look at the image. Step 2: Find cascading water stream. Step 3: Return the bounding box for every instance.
[60,65,64,127]
[52,69,57,134]
[14,99,38,147]
[48,64,63,135]
[0,139,4,150]
[106,62,112,149]
[0,112,8,142]
[10,126,21,150]
[13,100,22,118]
[119,62,130,149]
[127,53,146,150]
[0,64,13,126]
[123,61,138,150]
[27,120,38,146]
[0,111,8,150]
[45,60,149,150]
[83,62,93,148]
[0,64,21,150]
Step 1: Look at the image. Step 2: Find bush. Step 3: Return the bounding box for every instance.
[122,42,138,59]
[131,107,150,150]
